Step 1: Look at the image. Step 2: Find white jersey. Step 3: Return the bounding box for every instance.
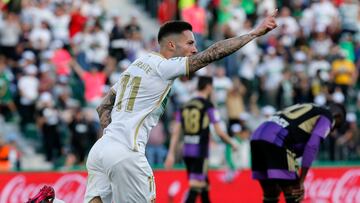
[104,52,189,153]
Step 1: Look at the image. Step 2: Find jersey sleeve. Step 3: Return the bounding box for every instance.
[301,115,332,168]
[156,57,189,80]
[207,108,221,124]
[312,115,332,139]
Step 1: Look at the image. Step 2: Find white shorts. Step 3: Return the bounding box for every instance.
[84,136,156,203]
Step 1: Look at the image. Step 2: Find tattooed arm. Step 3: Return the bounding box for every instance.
[188,10,278,73]
[96,89,116,130]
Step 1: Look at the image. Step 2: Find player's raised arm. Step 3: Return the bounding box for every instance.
[188,10,278,74]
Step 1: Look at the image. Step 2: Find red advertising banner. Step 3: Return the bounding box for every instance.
[0,168,359,203]
[0,172,87,203]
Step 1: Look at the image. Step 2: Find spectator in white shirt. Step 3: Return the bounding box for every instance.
[276,7,299,37]
[20,51,36,68]
[51,5,70,43]
[310,30,334,57]
[257,0,276,17]
[311,0,339,32]
[308,55,331,80]
[225,5,246,36]
[238,20,260,99]
[258,47,284,107]
[29,21,52,51]
[214,66,233,120]
[300,5,315,37]
[339,0,359,34]
[0,12,21,61]
[88,22,109,65]
[18,64,39,130]
[80,0,103,19]
[31,0,55,27]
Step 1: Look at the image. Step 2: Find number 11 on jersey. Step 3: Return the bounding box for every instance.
[116,75,142,112]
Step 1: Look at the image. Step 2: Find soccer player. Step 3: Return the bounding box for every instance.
[84,11,277,203]
[250,103,346,203]
[164,76,237,203]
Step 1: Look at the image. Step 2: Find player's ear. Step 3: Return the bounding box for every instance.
[208,84,213,90]
[168,40,176,50]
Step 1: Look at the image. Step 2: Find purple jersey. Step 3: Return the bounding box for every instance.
[251,103,333,168]
[176,97,220,158]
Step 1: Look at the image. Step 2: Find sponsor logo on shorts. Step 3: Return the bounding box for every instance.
[184,135,200,144]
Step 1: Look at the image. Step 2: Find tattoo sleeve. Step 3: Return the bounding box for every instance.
[96,89,116,130]
[188,33,258,73]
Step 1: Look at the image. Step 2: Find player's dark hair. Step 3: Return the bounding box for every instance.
[328,102,346,128]
[158,21,192,43]
[197,76,213,91]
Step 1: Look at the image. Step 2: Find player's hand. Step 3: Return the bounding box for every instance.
[164,154,175,169]
[252,9,278,37]
[291,181,305,202]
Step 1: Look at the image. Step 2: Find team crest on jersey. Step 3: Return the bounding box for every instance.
[213,110,221,122]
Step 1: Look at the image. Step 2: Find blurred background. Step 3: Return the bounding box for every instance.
[0,0,359,201]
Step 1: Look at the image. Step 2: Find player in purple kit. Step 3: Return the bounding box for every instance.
[250,103,346,203]
[165,76,237,203]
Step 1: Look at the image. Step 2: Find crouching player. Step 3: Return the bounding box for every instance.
[250,103,346,203]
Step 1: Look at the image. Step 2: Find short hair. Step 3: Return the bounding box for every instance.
[157,21,192,43]
[197,76,213,91]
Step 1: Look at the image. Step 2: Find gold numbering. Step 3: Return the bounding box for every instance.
[116,75,142,112]
[282,104,312,119]
[183,108,201,133]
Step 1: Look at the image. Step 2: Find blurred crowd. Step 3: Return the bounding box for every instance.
[0,0,360,172]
